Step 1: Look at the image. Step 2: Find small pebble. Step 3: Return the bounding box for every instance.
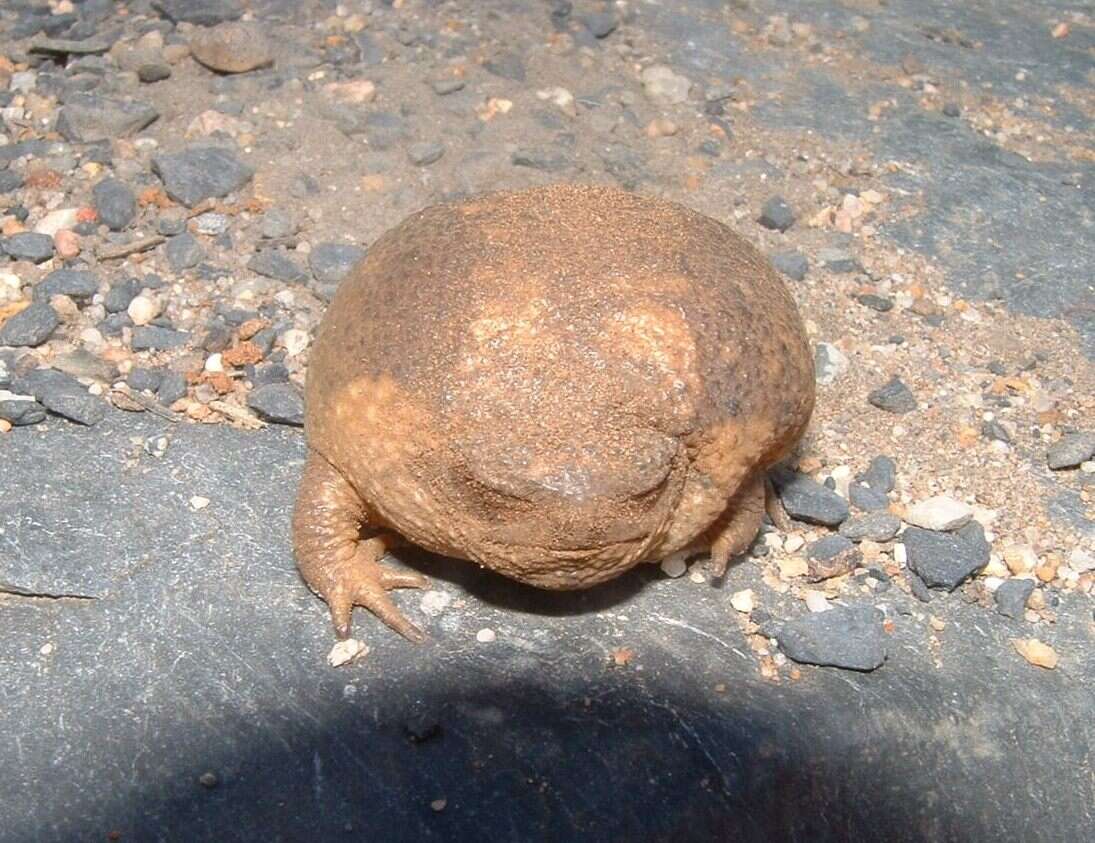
[867,376,917,414]
[327,638,368,667]
[1013,638,1058,669]
[190,496,210,510]
[904,496,973,532]
[730,589,754,613]
[660,553,688,577]
[475,628,496,643]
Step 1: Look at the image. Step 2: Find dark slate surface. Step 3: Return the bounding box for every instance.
[1,414,1092,842]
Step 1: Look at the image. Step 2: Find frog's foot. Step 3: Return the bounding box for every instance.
[322,536,430,642]
[293,449,429,642]
[706,472,766,578]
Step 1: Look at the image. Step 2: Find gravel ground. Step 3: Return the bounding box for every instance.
[0,1,1091,841]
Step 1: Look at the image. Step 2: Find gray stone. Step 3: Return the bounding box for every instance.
[0,397,46,426]
[771,250,808,281]
[156,370,187,404]
[92,179,138,231]
[126,367,163,393]
[157,214,188,237]
[3,232,54,263]
[0,302,59,347]
[137,62,172,83]
[309,242,365,286]
[14,368,106,426]
[839,512,902,543]
[34,269,99,303]
[407,142,445,166]
[164,233,204,271]
[55,94,158,143]
[582,12,618,38]
[512,148,571,172]
[430,78,466,95]
[858,455,896,494]
[247,382,304,426]
[849,481,889,511]
[260,209,297,239]
[0,170,24,194]
[814,342,848,385]
[904,522,991,591]
[856,293,894,313]
[484,52,526,82]
[1046,433,1095,470]
[152,0,242,26]
[777,606,887,671]
[906,569,933,603]
[104,278,141,313]
[994,579,1035,620]
[758,196,795,232]
[52,350,115,383]
[868,376,917,414]
[248,250,306,283]
[772,469,849,527]
[28,36,114,57]
[818,248,859,273]
[808,534,855,561]
[151,146,255,208]
[981,419,1012,444]
[131,326,190,351]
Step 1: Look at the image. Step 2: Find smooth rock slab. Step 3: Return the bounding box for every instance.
[152,146,255,207]
[903,522,991,591]
[55,93,159,143]
[0,302,59,347]
[776,606,887,671]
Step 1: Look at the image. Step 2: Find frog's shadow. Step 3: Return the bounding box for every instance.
[390,545,723,617]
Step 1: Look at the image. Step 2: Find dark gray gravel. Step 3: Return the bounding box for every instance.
[247,382,304,426]
[131,325,190,351]
[0,301,59,347]
[55,93,158,143]
[152,0,242,26]
[758,196,795,232]
[849,481,889,511]
[818,248,859,273]
[407,141,445,166]
[0,397,46,426]
[2,232,54,263]
[0,169,24,193]
[14,368,106,426]
[34,269,99,302]
[868,376,917,414]
[156,370,188,404]
[772,469,849,527]
[839,512,902,543]
[248,250,306,283]
[994,579,1035,620]
[164,233,204,271]
[309,242,365,285]
[776,606,887,671]
[126,367,163,393]
[104,278,141,313]
[151,146,255,208]
[770,250,808,281]
[92,178,137,231]
[1046,433,1095,470]
[858,455,896,494]
[904,522,991,591]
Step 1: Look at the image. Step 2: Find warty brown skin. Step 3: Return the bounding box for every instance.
[293,184,815,641]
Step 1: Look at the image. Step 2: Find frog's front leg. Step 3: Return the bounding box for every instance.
[705,472,767,577]
[292,449,429,642]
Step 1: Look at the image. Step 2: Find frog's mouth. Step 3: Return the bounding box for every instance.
[456,430,689,588]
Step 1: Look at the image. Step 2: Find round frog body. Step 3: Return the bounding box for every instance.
[293,184,814,641]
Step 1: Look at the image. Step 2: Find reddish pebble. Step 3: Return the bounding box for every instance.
[75,207,99,224]
[54,229,81,259]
